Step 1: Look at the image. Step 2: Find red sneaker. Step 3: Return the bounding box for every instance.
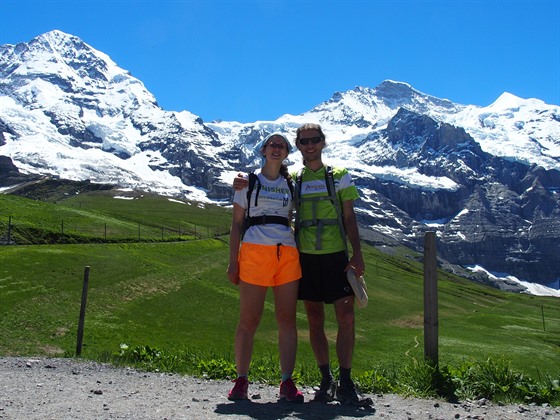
[227,376,249,400]
[279,378,304,403]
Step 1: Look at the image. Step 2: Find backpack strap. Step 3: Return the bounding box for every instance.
[248,215,290,227]
[247,172,260,213]
[294,169,304,248]
[242,173,260,238]
[287,177,295,201]
[325,166,348,255]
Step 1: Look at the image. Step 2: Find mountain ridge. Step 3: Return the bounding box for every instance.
[1,30,559,294]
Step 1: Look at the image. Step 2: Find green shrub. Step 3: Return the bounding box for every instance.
[355,357,558,405]
[450,357,560,405]
[197,358,237,380]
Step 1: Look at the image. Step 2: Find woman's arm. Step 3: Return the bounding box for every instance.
[227,202,246,284]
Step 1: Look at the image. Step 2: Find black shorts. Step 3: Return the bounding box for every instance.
[297,251,353,304]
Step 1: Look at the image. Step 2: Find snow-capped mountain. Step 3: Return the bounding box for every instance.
[1,30,559,295]
[0,30,224,201]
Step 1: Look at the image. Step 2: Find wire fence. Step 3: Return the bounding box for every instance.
[0,215,230,245]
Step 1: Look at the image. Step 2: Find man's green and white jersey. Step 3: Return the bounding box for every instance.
[293,166,359,255]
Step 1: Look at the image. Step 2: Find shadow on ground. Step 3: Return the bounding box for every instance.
[215,399,375,419]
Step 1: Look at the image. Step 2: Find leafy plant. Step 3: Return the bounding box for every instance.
[197,358,237,380]
[356,367,397,394]
[449,357,560,405]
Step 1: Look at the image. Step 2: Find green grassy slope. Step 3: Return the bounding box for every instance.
[0,191,558,380]
[0,191,230,243]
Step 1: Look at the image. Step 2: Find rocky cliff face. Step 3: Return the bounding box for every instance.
[348,108,560,286]
[0,155,21,182]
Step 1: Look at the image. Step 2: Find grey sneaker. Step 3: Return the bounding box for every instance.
[313,378,337,402]
[336,382,373,406]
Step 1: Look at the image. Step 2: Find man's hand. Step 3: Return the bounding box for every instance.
[233,172,248,191]
[346,252,365,278]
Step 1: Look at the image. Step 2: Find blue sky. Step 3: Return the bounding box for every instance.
[1,1,559,123]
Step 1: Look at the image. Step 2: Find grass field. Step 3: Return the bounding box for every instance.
[0,188,559,402]
[0,191,229,243]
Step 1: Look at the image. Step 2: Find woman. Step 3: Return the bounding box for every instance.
[227,133,303,403]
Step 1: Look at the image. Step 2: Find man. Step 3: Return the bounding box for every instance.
[234,123,372,406]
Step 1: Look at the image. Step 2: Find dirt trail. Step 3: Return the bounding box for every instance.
[1,357,558,419]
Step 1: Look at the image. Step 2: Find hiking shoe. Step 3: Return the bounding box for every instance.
[279,378,304,403]
[227,376,249,400]
[313,378,337,402]
[336,382,373,406]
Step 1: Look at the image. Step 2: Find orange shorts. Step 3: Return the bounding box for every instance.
[239,242,302,287]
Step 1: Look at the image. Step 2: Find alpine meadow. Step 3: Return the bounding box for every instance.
[0,186,558,404]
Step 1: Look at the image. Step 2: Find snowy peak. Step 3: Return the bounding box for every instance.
[451,91,560,168]
[13,29,121,83]
[489,92,546,110]
[1,30,157,110]
[373,80,459,110]
[309,80,466,134]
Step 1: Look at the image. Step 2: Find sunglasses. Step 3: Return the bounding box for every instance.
[266,142,287,150]
[298,136,323,145]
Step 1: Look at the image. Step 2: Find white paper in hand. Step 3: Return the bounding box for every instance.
[347,269,368,308]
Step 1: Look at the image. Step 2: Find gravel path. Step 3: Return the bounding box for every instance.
[1,357,558,419]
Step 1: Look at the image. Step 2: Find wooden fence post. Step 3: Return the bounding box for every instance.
[423,231,438,366]
[76,266,90,357]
